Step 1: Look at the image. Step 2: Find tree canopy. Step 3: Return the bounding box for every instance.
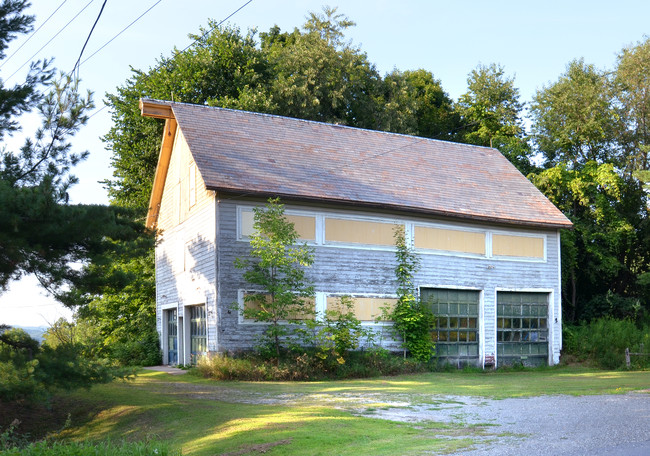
[97,7,650,340]
[0,0,133,297]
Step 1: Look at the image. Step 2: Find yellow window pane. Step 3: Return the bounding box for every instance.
[414,226,485,255]
[492,234,544,258]
[241,210,255,237]
[325,218,400,246]
[243,293,314,320]
[241,210,316,241]
[326,296,398,321]
[286,215,316,241]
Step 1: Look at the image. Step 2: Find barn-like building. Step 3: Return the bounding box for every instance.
[140,98,572,368]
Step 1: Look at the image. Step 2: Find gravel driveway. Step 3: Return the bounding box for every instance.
[145,368,650,455]
[369,392,650,455]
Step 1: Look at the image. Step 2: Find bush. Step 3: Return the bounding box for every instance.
[563,317,650,369]
[581,291,644,321]
[390,227,436,363]
[0,328,131,402]
[194,349,428,381]
[295,295,375,368]
[109,327,162,367]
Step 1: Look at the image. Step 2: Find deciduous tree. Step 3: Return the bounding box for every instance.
[530,59,621,169]
[380,69,460,140]
[235,198,314,360]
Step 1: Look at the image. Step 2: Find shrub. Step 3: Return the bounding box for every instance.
[109,327,162,367]
[390,228,435,363]
[194,349,428,381]
[563,317,650,369]
[296,296,373,367]
[0,327,131,402]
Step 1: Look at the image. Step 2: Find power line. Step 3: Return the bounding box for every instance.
[79,0,163,67]
[5,0,96,83]
[88,103,107,120]
[178,0,253,55]
[0,0,68,70]
[82,0,252,123]
[72,0,107,77]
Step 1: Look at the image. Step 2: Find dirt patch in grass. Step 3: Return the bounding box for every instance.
[0,395,104,440]
[219,438,293,455]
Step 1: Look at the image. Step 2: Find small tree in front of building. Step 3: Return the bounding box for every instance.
[235,198,315,360]
[390,227,436,363]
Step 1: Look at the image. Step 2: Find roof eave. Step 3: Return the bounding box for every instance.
[208,186,574,230]
[141,99,176,230]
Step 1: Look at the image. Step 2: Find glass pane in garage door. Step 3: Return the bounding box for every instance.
[167,309,178,365]
[497,292,549,367]
[190,305,207,360]
[421,288,480,366]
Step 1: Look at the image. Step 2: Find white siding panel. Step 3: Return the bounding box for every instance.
[155,197,217,359]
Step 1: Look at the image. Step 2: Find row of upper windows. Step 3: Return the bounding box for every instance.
[238,206,547,261]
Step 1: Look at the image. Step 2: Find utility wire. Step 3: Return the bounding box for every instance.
[72,0,107,77]
[0,0,68,70]
[80,0,163,67]
[178,0,253,54]
[84,0,251,124]
[77,0,163,121]
[5,0,96,83]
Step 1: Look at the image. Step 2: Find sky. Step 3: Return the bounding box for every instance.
[2,0,650,327]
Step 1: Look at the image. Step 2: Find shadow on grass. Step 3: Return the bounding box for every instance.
[55,372,483,456]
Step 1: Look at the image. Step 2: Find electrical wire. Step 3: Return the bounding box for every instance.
[5,0,96,83]
[72,0,107,77]
[0,0,68,70]
[82,0,252,127]
[178,0,253,54]
[79,0,163,67]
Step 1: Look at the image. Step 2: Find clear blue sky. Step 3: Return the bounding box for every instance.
[2,0,650,326]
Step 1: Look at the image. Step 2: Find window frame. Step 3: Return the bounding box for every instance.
[494,288,555,366]
[419,286,483,360]
[235,205,549,262]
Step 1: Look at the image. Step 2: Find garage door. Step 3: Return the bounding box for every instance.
[421,288,480,366]
[497,292,549,367]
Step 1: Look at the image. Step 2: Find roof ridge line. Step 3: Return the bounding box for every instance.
[140,97,497,152]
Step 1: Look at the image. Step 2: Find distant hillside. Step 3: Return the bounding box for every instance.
[11,326,48,343]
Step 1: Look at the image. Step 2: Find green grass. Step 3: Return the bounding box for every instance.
[184,364,650,399]
[10,366,650,455]
[56,372,476,455]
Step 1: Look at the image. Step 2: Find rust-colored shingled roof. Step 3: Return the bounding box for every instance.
[143,99,572,229]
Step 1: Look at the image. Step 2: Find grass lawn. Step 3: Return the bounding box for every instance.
[11,366,650,455]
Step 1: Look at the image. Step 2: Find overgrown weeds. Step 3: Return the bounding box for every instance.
[2,438,178,455]
[563,317,650,369]
[194,349,429,381]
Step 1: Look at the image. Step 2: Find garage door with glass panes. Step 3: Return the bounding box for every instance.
[190,305,207,362]
[421,288,480,366]
[497,292,549,367]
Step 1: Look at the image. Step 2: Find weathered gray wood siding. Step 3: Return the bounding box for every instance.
[214,198,562,365]
[154,128,217,364]
[155,203,217,363]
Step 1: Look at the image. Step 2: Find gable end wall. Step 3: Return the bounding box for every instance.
[155,129,217,363]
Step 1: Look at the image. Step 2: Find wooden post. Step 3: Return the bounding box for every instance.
[625,347,631,368]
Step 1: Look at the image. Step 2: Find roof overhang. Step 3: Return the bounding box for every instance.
[140,98,173,120]
[208,187,574,230]
[140,99,176,230]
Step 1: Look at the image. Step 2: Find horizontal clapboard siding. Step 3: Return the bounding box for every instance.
[214,198,562,364]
